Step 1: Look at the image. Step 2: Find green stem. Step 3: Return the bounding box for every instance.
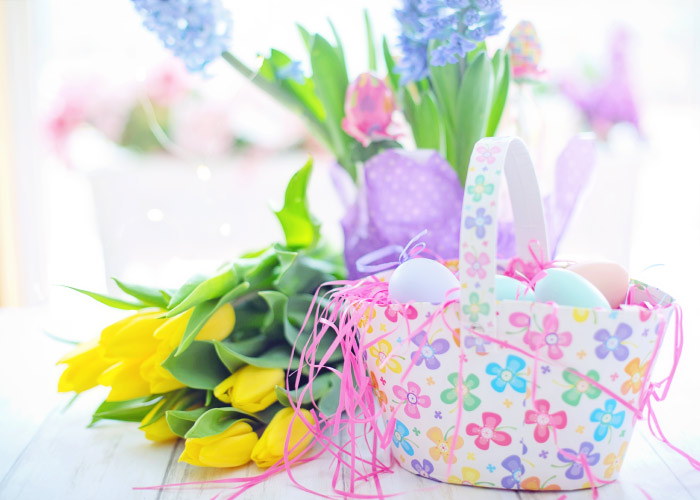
[221,51,334,157]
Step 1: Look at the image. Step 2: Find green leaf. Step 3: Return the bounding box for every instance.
[112,278,170,308]
[275,372,335,407]
[162,341,230,390]
[258,290,290,338]
[211,337,269,372]
[486,50,511,137]
[184,407,260,439]
[165,407,207,438]
[273,159,320,250]
[382,36,399,92]
[139,389,193,428]
[455,52,494,184]
[274,249,339,296]
[175,282,249,356]
[89,397,159,426]
[63,286,147,310]
[327,19,347,78]
[296,23,313,51]
[429,60,461,168]
[166,264,239,317]
[285,294,343,364]
[309,34,354,177]
[412,90,441,150]
[214,341,300,371]
[318,374,341,417]
[222,51,333,154]
[350,139,402,164]
[363,9,377,72]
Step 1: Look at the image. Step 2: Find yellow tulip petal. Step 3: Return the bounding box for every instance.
[214,373,236,403]
[251,408,315,468]
[196,303,235,341]
[100,359,152,401]
[101,311,164,358]
[230,366,284,411]
[141,402,177,442]
[154,311,192,349]
[197,433,257,467]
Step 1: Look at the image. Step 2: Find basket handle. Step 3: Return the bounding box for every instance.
[458,137,549,336]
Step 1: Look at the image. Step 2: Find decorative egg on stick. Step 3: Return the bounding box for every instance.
[388,258,460,304]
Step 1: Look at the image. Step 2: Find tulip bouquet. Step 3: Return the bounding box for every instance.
[57,160,344,468]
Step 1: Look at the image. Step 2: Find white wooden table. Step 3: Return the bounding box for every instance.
[1,307,699,500]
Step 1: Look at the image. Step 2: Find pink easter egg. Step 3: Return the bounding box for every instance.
[568,261,629,309]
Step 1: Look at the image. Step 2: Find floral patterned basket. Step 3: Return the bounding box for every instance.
[360,137,674,491]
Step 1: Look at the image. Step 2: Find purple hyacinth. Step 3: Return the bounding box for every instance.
[394,0,505,82]
[557,441,600,480]
[410,330,450,369]
[131,0,233,72]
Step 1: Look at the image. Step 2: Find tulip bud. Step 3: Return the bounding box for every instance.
[57,339,113,393]
[341,72,398,147]
[179,421,258,467]
[214,365,284,413]
[251,408,315,468]
[140,400,178,442]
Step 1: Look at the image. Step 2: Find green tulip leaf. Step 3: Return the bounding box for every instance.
[184,407,259,439]
[275,371,335,407]
[486,49,511,137]
[165,407,207,438]
[166,264,239,317]
[210,335,268,372]
[327,19,347,78]
[309,33,354,176]
[139,389,194,428]
[412,90,441,150]
[363,9,377,72]
[89,396,160,426]
[214,341,300,372]
[162,341,230,390]
[274,250,338,296]
[286,295,343,364]
[382,36,399,92]
[63,286,148,310]
[174,281,249,356]
[455,52,494,184]
[318,374,342,417]
[296,23,313,51]
[273,159,320,250]
[112,278,170,308]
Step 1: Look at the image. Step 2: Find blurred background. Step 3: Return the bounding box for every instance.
[1,0,699,315]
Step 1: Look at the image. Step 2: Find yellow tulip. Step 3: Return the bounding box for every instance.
[179,421,258,467]
[214,365,284,413]
[98,358,153,401]
[155,303,235,349]
[57,339,113,393]
[140,342,187,394]
[140,400,178,442]
[251,408,315,468]
[99,309,164,359]
[58,303,236,401]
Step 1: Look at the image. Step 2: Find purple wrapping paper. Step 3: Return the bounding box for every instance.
[338,138,596,278]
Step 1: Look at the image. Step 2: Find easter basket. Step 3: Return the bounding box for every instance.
[357,136,675,491]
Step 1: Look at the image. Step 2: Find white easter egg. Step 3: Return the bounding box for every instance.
[388,258,460,304]
[496,275,536,301]
[534,268,611,309]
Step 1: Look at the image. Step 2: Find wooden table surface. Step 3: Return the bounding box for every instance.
[1,307,699,500]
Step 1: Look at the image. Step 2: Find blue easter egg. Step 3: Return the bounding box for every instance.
[534,268,611,309]
[496,275,536,301]
[388,258,460,304]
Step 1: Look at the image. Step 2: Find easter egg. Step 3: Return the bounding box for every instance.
[388,258,460,304]
[534,268,611,309]
[568,261,629,309]
[507,20,543,80]
[496,275,535,301]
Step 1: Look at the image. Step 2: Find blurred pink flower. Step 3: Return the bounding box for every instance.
[172,98,235,156]
[341,73,398,147]
[44,81,90,157]
[146,58,192,106]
